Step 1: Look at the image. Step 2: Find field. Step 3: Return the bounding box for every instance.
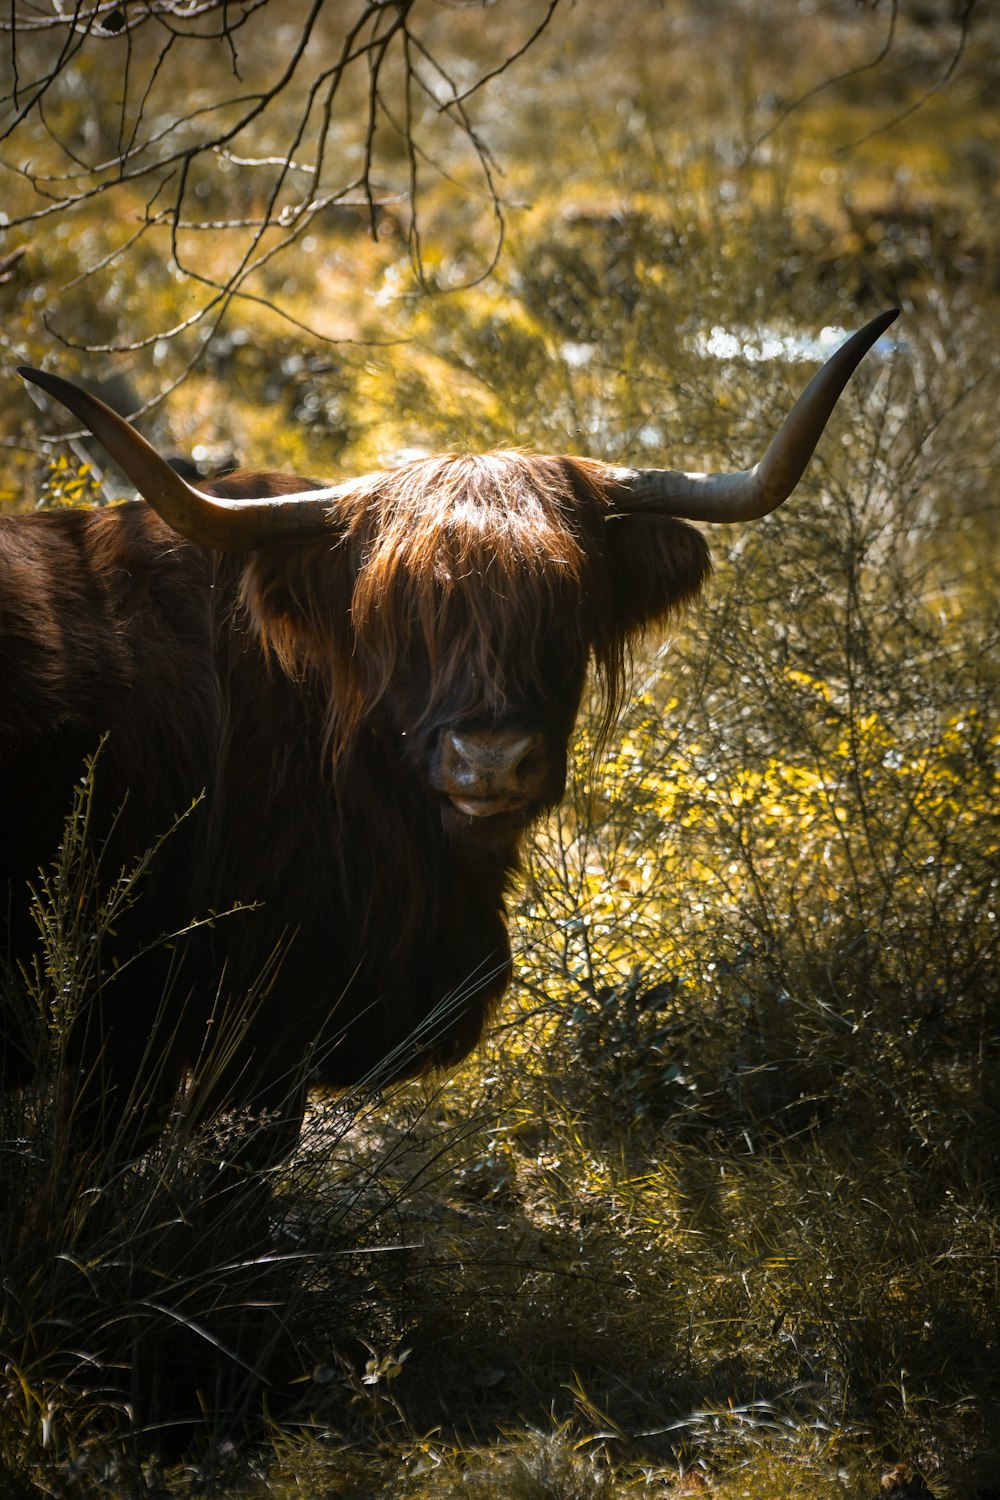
[1,2,998,1495]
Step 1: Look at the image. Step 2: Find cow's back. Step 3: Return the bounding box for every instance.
[0,503,222,1099]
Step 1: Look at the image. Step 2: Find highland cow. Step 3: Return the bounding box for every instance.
[0,311,896,1161]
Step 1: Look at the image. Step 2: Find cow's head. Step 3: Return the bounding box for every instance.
[227,447,715,834]
[19,310,897,834]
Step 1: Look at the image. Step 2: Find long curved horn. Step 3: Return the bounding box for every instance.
[610,308,899,522]
[18,367,363,551]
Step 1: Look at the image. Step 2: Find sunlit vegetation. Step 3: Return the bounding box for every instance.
[1,1,998,1495]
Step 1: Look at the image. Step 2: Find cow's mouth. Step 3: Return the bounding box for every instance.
[449,794,525,819]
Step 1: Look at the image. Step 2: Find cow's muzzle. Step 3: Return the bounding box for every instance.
[437,726,549,818]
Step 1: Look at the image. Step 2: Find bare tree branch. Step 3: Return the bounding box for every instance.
[0,0,563,358]
[748,0,900,158]
[836,0,978,154]
[435,0,560,112]
[747,0,981,160]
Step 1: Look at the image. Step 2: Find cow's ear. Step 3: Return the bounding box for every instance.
[239,536,357,677]
[601,512,712,639]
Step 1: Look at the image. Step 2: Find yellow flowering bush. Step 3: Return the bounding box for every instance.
[516,651,999,1135]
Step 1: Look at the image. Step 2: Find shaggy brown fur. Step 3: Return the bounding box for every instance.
[1,452,710,1161]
